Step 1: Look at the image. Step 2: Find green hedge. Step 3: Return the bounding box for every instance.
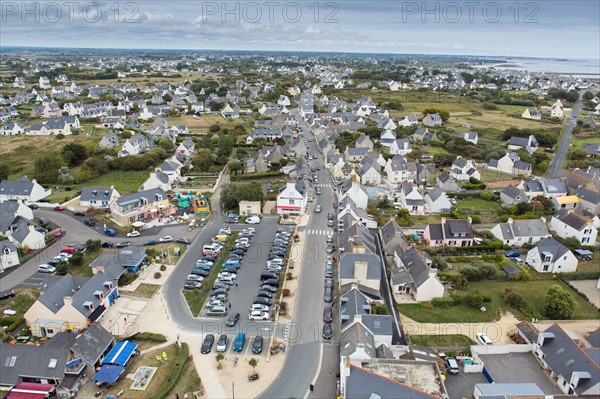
[559,270,600,281]
[150,343,189,399]
[431,297,458,307]
[130,332,167,343]
[0,317,24,333]
[231,171,284,180]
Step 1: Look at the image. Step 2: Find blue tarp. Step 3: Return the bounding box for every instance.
[92,365,125,384]
[102,341,138,366]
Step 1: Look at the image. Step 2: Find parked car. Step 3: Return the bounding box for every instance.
[445,357,459,375]
[101,242,114,248]
[322,324,332,340]
[250,304,269,312]
[159,235,173,243]
[216,334,228,352]
[316,187,322,195]
[187,274,204,282]
[73,211,85,216]
[38,218,50,225]
[144,240,159,246]
[38,264,56,273]
[117,241,133,248]
[252,336,264,354]
[323,306,333,323]
[259,285,277,293]
[324,287,333,303]
[248,310,269,320]
[200,334,215,354]
[253,297,272,306]
[84,219,96,226]
[53,228,62,237]
[176,237,191,244]
[246,215,261,224]
[0,290,16,301]
[233,332,246,352]
[184,280,202,290]
[54,206,65,211]
[127,230,140,238]
[27,203,39,210]
[476,332,493,345]
[226,312,240,327]
[104,228,117,236]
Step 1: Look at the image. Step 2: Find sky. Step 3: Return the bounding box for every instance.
[1,0,599,59]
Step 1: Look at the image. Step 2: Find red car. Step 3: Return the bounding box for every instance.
[53,228,62,237]
[54,206,65,211]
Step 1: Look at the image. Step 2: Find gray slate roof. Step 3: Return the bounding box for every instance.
[0,343,69,386]
[340,287,372,325]
[340,322,376,359]
[0,176,36,197]
[80,187,115,202]
[395,247,431,288]
[71,324,115,366]
[116,188,166,207]
[501,185,522,199]
[533,237,571,260]
[345,365,438,399]
[340,253,381,281]
[575,187,600,205]
[380,219,404,247]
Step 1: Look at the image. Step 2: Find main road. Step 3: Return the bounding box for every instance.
[546,90,585,178]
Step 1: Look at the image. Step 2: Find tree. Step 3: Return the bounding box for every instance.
[34,153,66,183]
[209,124,221,133]
[57,166,74,184]
[69,251,83,266]
[85,239,102,252]
[215,353,225,369]
[61,143,88,166]
[192,149,215,172]
[156,137,174,152]
[423,107,450,122]
[0,163,9,180]
[248,357,259,373]
[220,183,238,210]
[543,285,575,319]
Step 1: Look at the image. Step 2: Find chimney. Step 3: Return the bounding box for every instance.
[507,218,514,224]
[467,216,472,224]
[540,216,546,223]
[63,296,73,307]
[28,224,35,232]
[96,265,105,275]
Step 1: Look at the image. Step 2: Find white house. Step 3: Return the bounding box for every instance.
[391,246,444,302]
[340,178,369,210]
[0,177,51,203]
[141,170,172,192]
[525,237,578,273]
[451,157,480,182]
[550,209,599,245]
[508,135,539,154]
[357,161,382,186]
[0,122,25,136]
[389,139,412,156]
[277,181,307,216]
[457,131,478,145]
[0,240,20,273]
[550,99,564,117]
[425,187,453,213]
[490,218,551,247]
[522,108,542,120]
[119,134,149,157]
[379,129,396,147]
[79,187,121,209]
[422,113,442,127]
[398,115,418,127]
[384,155,418,185]
[396,183,425,215]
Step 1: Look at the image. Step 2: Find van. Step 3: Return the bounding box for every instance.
[207,306,227,316]
[203,244,217,253]
[233,332,246,352]
[214,235,228,243]
[445,357,459,375]
[246,215,261,224]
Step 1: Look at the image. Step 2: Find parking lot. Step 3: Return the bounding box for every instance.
[192,217,285,323]
[443,369,488,399]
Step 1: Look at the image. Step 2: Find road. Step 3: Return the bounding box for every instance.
[546,90,585,178]
[259,111,338,399]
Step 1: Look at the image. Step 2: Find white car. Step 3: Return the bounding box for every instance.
[3,309,17,316]
[248,310,269,320]
[246,215,261,224]
[250,304,270,312]
[219,227,232,235]
[57,252,72,260]
[38,264,56,273]
[217,272,237,280]
[243,228,256,236]
[159,235,174,243]
[127,230,141,237]
[187,274,205,282]
[476,332,493,345]
[205,299,224,309]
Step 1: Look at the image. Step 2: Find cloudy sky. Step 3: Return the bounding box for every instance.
[1,0,599,59]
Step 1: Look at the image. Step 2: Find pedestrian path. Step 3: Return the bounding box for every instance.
[314,183,333,188]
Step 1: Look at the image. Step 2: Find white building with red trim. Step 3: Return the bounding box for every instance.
[276,181,307,216]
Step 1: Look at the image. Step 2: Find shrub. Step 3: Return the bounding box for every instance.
[420,301,433,309]
[149,343,189,399]
[278,301,288,314]
[463,292,485,308]
[118,272,138,286]
[471,215,482,224]
[160,265,167,271]
[431,297,457,308]
[130,332,167,343]
[286,272,293,280]
[282,289,290,297]
[154,272,162,279]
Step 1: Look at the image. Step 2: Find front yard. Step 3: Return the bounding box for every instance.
[399,279,599,323]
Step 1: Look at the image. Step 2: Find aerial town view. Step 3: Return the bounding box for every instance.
[0,1,599,399]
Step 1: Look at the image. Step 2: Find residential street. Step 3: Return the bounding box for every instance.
[546,90,585,178]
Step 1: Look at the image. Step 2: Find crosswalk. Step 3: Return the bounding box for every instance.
[307,229,331,236]
[315,183,333,188]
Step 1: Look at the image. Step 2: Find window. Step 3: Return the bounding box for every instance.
[543,265,549,272]
[289,199,294,205]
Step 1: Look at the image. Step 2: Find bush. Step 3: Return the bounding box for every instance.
[160,265,167,271]
[471,215,482,224]
[463,292,485,308]
[118,272,138,286]
[149,343,189,399]
[282,289,290,297]
[431,297,457,308]
[278,301,288,315]
[130,332,167,343]
[154,272,162,279]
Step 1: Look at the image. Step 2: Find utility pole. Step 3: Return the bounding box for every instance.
[232,382,235,399]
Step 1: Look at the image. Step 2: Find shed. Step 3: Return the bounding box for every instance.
[238,200,261,216]
[503,264,523,278]
[474,383,545,399]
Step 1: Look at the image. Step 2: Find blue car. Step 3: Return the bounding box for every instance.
[223,260,241,269]
[144,240,159,246]
[104,228,117,236]
[195,263,211,271]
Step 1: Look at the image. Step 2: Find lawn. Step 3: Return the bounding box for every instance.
[170,114,253,133]
[183,231,239,316]
[399,279,599,323]
[410,334,475,347]
[0,288,39,317]
[125,283,161,298]
[454,198,503,213]
[46,170,149,203]
[572,135,600,148]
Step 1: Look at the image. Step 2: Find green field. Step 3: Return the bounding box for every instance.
[399,279,599,323]
[410,334,475,347]
[454,198,503,213]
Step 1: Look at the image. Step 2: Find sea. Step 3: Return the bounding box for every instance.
[478,57,600,77]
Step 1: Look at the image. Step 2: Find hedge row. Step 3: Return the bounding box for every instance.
[231,171,284,180]
[130,332,167,343]
[0,317,24,333]
[150,343,190,399]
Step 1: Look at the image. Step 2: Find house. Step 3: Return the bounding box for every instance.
[398,115,418,127]
[0,122,25,136]
[389,139,412,156]
[110,188,170,226]
[500,184,527,206]
[550,99,564,117]
[247,128,283,143]
[385,155,418,185]
[542,178,568,199]
[410,128,437,143]
[457,131,478,145]
[339,222,378,256]
[0,177,51,203]
[339,253,381,293]
[518,180,545,201]
[119,134,149,157]
[487,152,532,176]
[98,133,119,149]
[239,200,261,216]
[276,181,307,216]
[451,156,480,182]
[575,187,600,214]
[0,240,20,273]
[525,237,578,273]
[340,179,369,210]
[24,272,120,337]
[422,113,442,127]
[345,147,369,162]
[158,159,182,183]
[89,245,147,277]
[79,187,120,209]
[436,172,460,192]
[522,108,542,120]
[508,135,539,154]
[379,129,396,147]
[396,183,425,215]
[337,202,378,231]
[0,200,45,251]
[380,219,407,255]
[551,195,581,211]
[490,218,551,246]
[424,217,474,247]
[141,170,171,192]
[357,160,382,186]
[71,323,115,369]
[425,187,452,213]
[582,143,600,157]
[534,323,600,395]
[391,246,444,302]
[550,209,598,245]
[355,133,374,150]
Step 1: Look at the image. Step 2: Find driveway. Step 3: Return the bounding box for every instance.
[569,279,600,308]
